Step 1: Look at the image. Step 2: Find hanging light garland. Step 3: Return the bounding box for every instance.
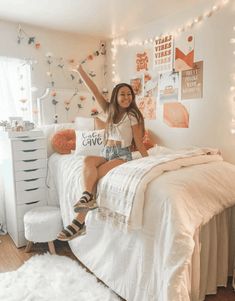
[230,25,235,133]
[230,23,235,92]
[110,0,230,84]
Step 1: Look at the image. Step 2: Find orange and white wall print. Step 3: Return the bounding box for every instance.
[174,34,194,71]
[144,71,158,97]
[137,96,156,120]
[181,61,203,99]
[154,35,174,73]
[130,75,144,97]
[163,102,189,128]
[159,71,179,103]
[136,51,149,72]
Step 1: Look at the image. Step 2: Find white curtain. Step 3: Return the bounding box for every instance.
[0,57,32,234]
[0,56,32,121]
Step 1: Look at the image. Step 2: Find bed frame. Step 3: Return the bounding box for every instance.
[36,88,95,125]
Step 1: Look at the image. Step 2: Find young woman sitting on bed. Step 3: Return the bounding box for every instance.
[57,64,148,241]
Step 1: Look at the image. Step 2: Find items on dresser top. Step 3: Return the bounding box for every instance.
[0,130,47,247]
[0,118,35,132]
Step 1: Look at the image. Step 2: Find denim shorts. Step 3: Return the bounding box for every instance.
[101,145,132,161]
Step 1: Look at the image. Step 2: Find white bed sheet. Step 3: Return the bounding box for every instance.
[47,149,235,301]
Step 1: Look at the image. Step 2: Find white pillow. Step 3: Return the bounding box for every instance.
[75,129,105,156]
[36,123,76,157]
[75,117,95,131]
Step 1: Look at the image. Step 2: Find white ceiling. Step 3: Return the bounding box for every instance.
[0,0,202,38]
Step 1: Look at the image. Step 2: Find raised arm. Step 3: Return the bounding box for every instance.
[77,64,108,112]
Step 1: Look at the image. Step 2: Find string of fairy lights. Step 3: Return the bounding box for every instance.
[230,25,235,134]
[110,0,231,84]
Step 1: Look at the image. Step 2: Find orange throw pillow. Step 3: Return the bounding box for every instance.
[143,130,155,150]
[51,129,76,154]
[131,129,155,151]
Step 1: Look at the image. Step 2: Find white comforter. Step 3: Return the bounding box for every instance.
[47,147,235,301]
[96,148,222,231]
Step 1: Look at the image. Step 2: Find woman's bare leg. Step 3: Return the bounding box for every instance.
[75,158,125,219]
[96,158,125,179]
[82,156,107,192]
[57,158,125,240]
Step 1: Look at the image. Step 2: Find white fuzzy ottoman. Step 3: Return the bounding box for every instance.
[24,206,63,254]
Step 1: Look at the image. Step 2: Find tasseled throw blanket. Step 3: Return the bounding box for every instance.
[96,148,222,231]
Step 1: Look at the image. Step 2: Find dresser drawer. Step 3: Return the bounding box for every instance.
[16,187,46,205]
[15,178,46,191]
[15,168,47,181]
[17,200,47,232]
[14,158,47,171]
[13,149,47,160]
[12,138,46,151]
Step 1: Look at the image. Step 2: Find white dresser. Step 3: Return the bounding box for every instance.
[0,130,47,247]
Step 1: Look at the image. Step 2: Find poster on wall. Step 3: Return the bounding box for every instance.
[136,96,156,120]
[144,71,158,97]
[181,61,203,100]
[136,51,149,72]
[154,35,174,72]
[163,102,189,128]
[130,75,144,97]
[159,71,179,103]
[174,34,194,72]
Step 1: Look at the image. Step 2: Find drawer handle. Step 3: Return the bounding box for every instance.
[22,149,37,152]
[25,201,40,205]
[25,188,39,192]
[22,139,36,142]
[23,169,38,172]
[23,159,38,162]
[24,178,39,182]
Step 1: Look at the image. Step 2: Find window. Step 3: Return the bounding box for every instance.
[0,56,32,121]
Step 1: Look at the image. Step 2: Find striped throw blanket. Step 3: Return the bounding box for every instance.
[96,148,222,231]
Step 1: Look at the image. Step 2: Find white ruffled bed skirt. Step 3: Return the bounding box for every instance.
[68,207,235,301]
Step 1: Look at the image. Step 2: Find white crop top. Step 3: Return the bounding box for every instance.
[107,113,138,147]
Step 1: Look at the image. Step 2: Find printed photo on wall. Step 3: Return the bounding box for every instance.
[136,51,149,72]
[163,102,189,128]
[154,35,174,73]
[159,71,179,103]
[136,96,156,120]
[130,75,144,97]
[181,61,203,100]
[144,72,158,97]
[174,34,194,72]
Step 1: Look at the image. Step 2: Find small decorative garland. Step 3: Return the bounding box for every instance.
[16,24,106,121]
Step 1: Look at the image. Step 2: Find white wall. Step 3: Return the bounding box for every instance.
[107,0,235,163]
[0,19,106,124]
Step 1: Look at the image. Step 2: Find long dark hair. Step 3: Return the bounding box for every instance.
[104,83,145,146]
[106,83,144,128]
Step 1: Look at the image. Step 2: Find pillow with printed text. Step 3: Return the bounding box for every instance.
[75,129,105,156]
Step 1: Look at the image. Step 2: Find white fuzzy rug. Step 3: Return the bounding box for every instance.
[0,253,121,301]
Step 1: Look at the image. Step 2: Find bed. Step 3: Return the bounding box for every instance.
[37,91,235,300]
[46,144,235,301]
